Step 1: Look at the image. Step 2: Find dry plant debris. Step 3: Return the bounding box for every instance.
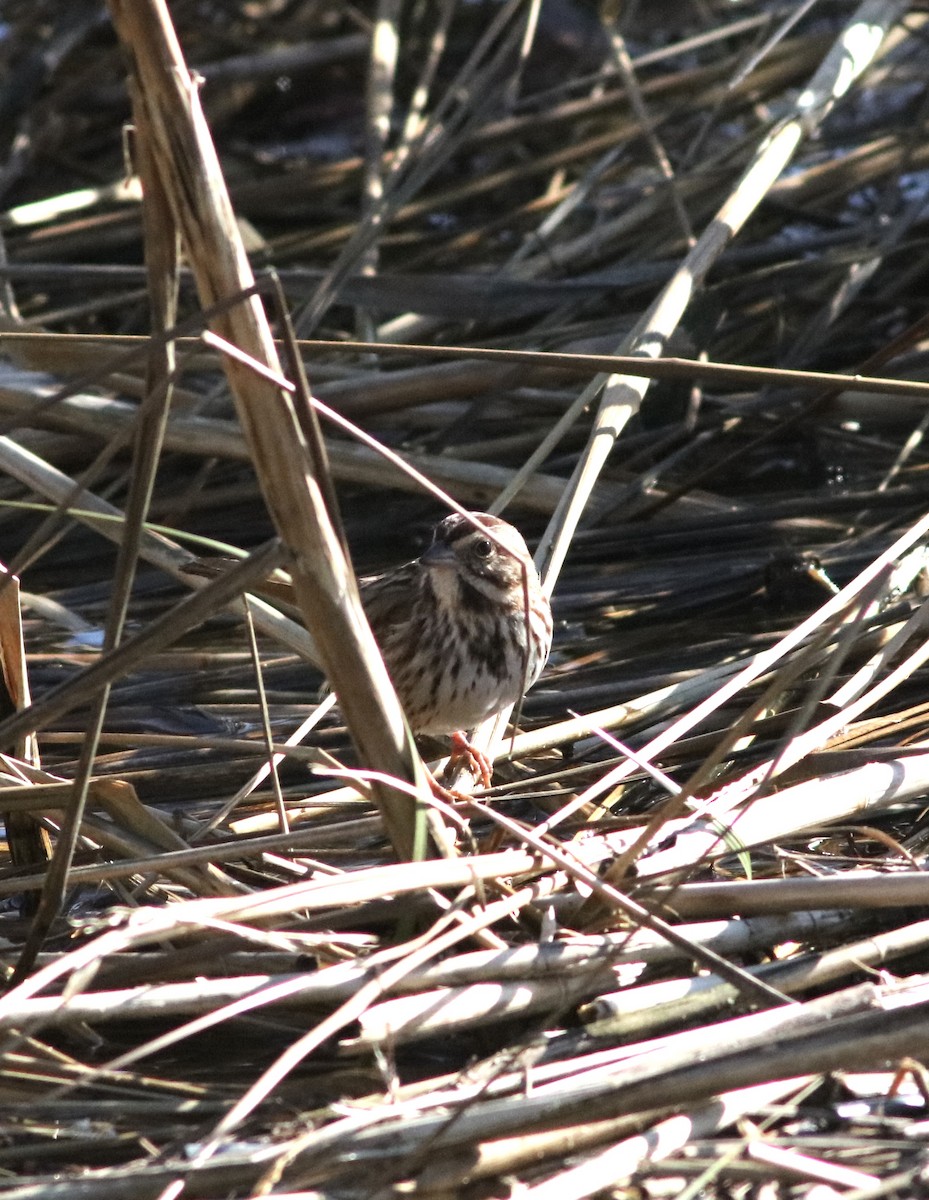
[1,0,929,1196]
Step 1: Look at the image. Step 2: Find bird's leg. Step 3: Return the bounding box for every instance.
[447,730,494,790]
[418,732,493,803]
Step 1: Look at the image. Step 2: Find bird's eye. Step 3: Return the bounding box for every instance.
[473,537,493,559]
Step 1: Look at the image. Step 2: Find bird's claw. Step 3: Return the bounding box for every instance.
[448,730,494,790]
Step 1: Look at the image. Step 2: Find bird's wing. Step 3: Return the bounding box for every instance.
[359,564,417,634]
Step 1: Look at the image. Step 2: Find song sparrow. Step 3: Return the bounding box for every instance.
[186,511,552,783]
[361,512,552,744]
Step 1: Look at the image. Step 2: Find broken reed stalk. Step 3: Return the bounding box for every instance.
[106,0,429,862]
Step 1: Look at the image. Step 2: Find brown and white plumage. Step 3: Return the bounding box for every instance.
[184,511,552,750]
[361,512,552,737]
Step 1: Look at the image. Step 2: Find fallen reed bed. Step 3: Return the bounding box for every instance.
[1,0,929,1196]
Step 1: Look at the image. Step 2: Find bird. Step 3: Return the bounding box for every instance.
[187,511,552,788]
[361,511,552,784]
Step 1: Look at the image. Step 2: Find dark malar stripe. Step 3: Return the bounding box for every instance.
[457,577,499,614]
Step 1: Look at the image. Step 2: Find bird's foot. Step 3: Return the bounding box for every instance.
[420,732,492,804]
[448,730,494,790]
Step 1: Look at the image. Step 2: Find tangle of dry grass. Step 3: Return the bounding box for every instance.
[0,1,929,1196]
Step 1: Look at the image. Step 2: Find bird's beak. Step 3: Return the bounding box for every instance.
[420,541,457,569]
